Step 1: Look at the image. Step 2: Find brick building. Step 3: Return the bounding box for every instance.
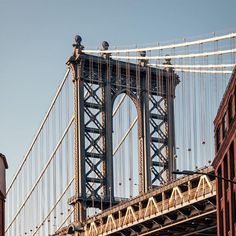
[0,154,8,236]
[213,67,236,235]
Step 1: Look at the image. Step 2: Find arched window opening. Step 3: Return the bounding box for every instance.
[112,94,139,198]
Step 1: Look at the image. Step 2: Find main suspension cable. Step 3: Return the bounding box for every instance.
[83,32,236,54]
[111,48,236,60]
[148,63,235,68]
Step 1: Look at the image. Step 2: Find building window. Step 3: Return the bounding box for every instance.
[234,190,236,224]
[223,154,229,190]
[228,96,233,125]
[229,142,235,179]
[217,166,222,199]
[222,113,227,139]
[235,86,236,117]
[216,126,221,152]
[219,209,224,236]
[226,200,230,233]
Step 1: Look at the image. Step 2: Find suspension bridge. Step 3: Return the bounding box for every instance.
[5,30,236,235]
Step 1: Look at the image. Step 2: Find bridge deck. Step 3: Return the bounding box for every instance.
[56,166,216,235]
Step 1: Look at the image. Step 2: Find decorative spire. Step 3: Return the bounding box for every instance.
[72,35,84,60]
[138,51,148,67]
[101,41,111,59]
[163,54,174,72]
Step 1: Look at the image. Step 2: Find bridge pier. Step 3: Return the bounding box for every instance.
[66,36,179,227]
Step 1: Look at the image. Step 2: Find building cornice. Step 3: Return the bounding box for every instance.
[214,66,236,127]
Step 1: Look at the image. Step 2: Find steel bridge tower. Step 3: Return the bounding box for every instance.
[66,36,179,225]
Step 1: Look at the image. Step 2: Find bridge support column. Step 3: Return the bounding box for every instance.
[166,64,178,181]
[71,60,87,223]
[104,60,114,201]
[140,67,152,193]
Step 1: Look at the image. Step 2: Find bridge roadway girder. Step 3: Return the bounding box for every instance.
[55,166,217,236]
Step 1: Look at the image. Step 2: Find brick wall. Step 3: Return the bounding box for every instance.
[213,67,236,236]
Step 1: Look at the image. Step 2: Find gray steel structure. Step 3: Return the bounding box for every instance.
[56,167,217,236]
[66,38,179,223]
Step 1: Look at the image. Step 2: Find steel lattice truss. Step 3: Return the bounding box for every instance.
[83,62,106,199]
[56,166,216,236]
[149,95,168,184]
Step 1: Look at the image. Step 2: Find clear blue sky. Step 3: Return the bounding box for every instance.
[0,0,236,182]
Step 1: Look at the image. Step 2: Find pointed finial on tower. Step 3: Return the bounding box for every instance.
[163,54,173,71]
[101,41,111,59]
[102,41,109,50]
[138,51,148,67]
[72,35,84,60]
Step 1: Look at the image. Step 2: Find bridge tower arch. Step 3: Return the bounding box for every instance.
[112,93,139,199]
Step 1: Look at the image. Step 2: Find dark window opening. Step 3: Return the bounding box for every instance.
[219,209,224,236]
[228,96,233,125]
[234,190,236,224]
[226,200,230,233]
[229,142,235,179]
[217,166,222,199]
[223,154,229,190]
[216,126,221,152]
[235,86,236,117]
[222,113,227,139]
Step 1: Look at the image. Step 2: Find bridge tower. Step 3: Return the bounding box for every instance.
[66,36,179,225]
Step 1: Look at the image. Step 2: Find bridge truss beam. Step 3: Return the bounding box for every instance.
[55,166,216,235]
